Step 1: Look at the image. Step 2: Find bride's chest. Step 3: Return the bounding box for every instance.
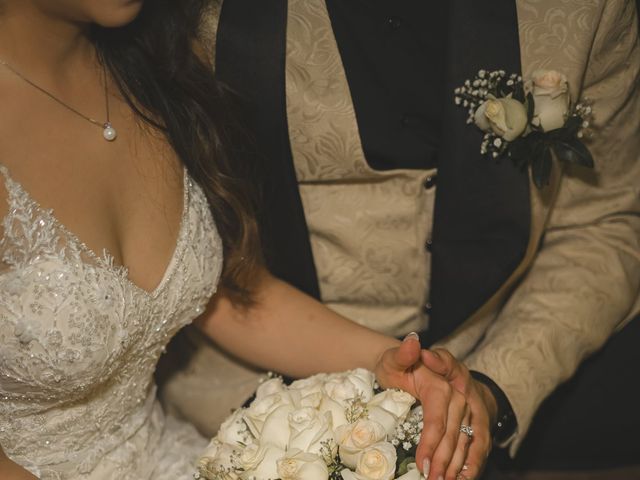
[0,178,222,402]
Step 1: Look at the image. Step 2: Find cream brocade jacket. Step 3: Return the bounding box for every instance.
[192,0,640,453]
[439,0,640,452]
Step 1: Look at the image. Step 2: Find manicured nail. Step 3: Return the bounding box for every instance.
[422,459,430,479]
[438,476,444,480]
[404,331,420,342]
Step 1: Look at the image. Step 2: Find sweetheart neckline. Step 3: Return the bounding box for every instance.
[0,163,191,299]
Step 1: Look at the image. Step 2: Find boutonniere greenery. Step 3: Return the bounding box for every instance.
[454,69,594,188]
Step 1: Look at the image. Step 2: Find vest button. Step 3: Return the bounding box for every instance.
[425,239,433,252]
[423,302,433,315]
[423,176,436,189]
[387,16,403,30]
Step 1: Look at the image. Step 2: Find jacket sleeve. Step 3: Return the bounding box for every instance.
[464,0,640,452]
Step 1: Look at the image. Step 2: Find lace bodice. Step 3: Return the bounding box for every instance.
[0,164,223,479]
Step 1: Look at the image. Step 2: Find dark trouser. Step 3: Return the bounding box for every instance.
[482,317,640,478]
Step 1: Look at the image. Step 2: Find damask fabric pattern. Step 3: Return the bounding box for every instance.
[286,0,436,337]
[0,164,222,479]
[443,0,640,453]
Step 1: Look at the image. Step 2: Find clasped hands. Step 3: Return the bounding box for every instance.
[374,334,497,480]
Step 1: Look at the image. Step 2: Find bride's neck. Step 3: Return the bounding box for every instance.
[0,3,97,84]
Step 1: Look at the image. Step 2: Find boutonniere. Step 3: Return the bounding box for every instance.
[454,69,594,188]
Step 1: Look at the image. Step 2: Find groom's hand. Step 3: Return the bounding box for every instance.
[374,334,471,479]
[422,348,496,480]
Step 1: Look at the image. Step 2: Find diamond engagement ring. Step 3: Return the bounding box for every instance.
[460,424,474,438]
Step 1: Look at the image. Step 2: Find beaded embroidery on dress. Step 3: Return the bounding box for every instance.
[0,163,223,479]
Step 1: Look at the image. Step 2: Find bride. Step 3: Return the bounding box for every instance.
[0,1,473,479]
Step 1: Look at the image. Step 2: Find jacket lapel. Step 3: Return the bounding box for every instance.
[216,0,321,298]
[427,0,532,343]
[216,0,546,341]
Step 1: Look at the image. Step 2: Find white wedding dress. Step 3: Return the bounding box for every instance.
[0,163,222,479]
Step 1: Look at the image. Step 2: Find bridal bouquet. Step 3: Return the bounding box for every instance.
[195,369,424,480]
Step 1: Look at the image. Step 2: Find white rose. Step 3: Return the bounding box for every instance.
[277,449,329,480]
[290,374,328,408]
[356,442,397,480]
[299,391,323,409]
[259,404,297,449]
[323,369,376,405]
[255,377,286,399]
[320,369,376,428]
[367,390,416,437]
[239,443,285,480]
[340,443,397,480]
[290,376,326,409]
[288,408,334,454]
[318,394,349,430]
[525,69,570,132]
[289,373,328,396]
[244,391,297,438]
[217,408,251,447]
[335,419,387,469]
[474,96,528,141]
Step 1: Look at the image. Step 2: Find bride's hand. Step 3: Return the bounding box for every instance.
[422,349,495,480]
[374,335,472,479]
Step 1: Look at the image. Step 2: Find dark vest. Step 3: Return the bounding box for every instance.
[215,0,531,345]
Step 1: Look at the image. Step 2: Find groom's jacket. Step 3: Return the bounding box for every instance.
[212,0,640,466]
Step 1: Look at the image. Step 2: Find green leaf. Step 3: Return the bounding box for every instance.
[526,92,535,123]
[508,137,534,170]
[513,84,526,103]
[396,457,416,476]
[563,115,582,136]
[552,139,594,168]
[532,144,552,188]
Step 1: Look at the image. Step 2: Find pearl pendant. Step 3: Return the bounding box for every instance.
[103,123,117,142]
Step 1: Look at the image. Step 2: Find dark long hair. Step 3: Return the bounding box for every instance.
[92,0,261,301]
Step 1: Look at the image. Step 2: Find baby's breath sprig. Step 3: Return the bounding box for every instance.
[196,455,241,480]
[454,70,523,124]
[345,394,369,423]
[320,439,343,480]
[572,100,594,140]
[391,407,423,452]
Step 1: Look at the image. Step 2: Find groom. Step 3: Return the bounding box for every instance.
[160,0,640,477]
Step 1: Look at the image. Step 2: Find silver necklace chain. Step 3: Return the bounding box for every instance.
[0,59,118,141]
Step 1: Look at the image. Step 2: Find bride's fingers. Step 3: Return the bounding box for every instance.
[427,389,468,480]
[446,410,472,479]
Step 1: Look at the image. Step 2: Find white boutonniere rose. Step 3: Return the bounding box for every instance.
[474,95,528,141]
[525,69,570,132]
